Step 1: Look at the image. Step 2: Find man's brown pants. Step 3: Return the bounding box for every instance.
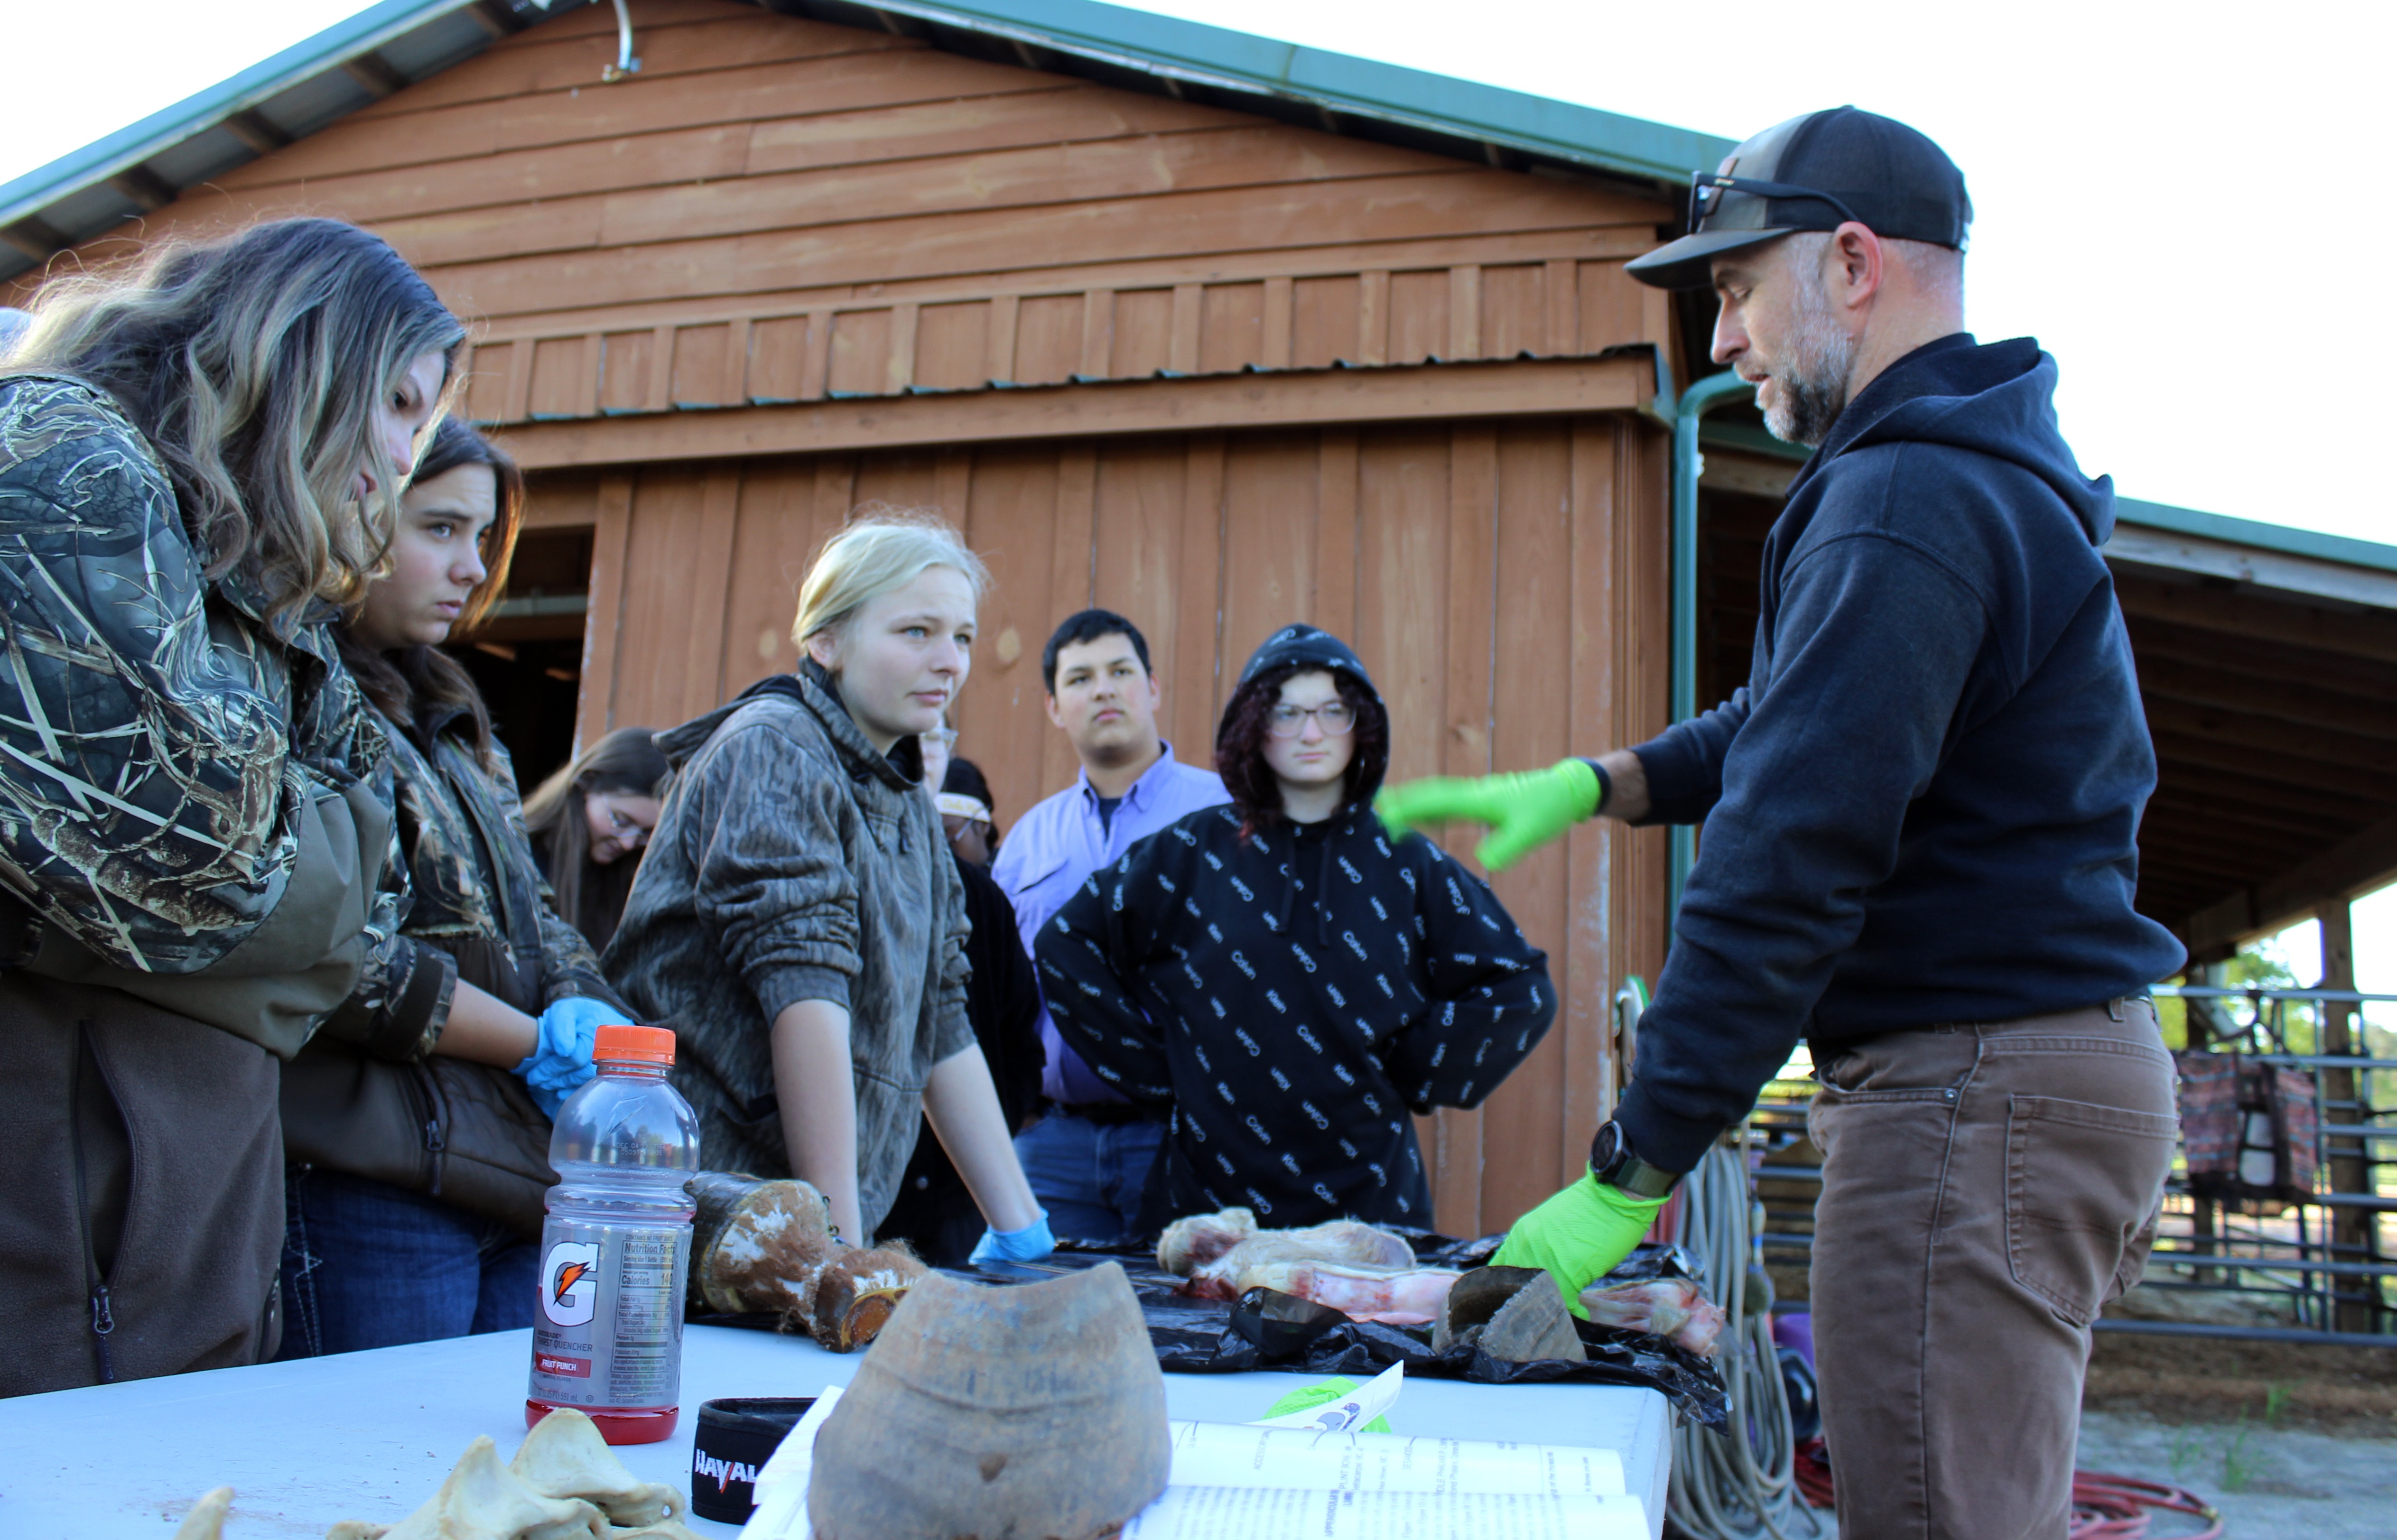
[1808,1001,2178,1538]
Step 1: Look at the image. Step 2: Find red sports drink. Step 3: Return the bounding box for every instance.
[526,1025,700,1443]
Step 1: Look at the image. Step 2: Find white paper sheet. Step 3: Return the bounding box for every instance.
[1122,1486,1649,1540]
[1167,1419,1627,1497]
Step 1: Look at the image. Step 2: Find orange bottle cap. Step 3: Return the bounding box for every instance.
[595,1024,676,1066]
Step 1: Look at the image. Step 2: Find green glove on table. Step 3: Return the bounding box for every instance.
[1374,759,1603,872]
[1490,1172,1668,1319]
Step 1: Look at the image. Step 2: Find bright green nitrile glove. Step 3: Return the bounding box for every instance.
[1491,1172,1668,1320]
[1374,759,1601,872]
[1261,1377,1393,1434]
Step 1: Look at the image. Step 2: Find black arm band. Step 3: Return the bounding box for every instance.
[1581,758,1612,816]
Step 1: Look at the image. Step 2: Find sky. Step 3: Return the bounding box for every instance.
[3,0,2392,1002]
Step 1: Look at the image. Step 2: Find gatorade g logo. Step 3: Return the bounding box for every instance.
[541,1241,602,1327]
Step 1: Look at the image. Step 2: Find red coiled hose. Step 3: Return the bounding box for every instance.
[1789,1439,2224,1539]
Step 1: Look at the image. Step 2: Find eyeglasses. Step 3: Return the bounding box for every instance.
[1687,171,1862,237]
[1266,702,1356,738]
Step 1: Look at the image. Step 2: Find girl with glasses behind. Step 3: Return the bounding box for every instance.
[1035,625,1556,1230]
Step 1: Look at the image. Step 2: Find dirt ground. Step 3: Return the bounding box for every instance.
[2073,1410,2397,1539]
[2081,1330,2397,1433]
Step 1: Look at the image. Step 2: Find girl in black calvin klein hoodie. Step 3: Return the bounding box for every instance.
[1039,625,1554,1228]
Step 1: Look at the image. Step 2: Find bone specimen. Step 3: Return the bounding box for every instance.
[1578,1277,1729,1357]
[687,1172,924,1352]
[509,1410,685,1528]
[315,1414,702,1540]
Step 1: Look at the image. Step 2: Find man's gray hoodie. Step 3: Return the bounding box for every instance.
[1616,334,2185,1173]
[603,663,972,1236]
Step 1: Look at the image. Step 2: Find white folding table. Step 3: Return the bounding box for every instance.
[0,1324,1672,1538]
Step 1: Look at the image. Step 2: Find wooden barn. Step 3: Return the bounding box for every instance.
[8,0,2395,1238]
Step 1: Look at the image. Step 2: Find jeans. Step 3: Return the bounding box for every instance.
[1808,1000,2177,1539]
[1013,1110,1166,1242]
[277,1165,539,1359]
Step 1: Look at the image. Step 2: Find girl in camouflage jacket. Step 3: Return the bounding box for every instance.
[0,219,461,1395]
[606,514,1046,1258]
[279,420,633,1357]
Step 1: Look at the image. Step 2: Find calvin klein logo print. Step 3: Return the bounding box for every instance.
[1232,951,1256,978]
[1291,944,1317,973]
[1296,1025,1324,1053]
[1235,1027,1262,1056]
[1301,1101,1329,1129]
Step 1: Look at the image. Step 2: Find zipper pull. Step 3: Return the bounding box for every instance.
[91,1285,114,1336]
[424,1118,446,1155]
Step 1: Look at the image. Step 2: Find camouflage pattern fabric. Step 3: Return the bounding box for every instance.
[0,375,401,974]
[345,705,621,1060]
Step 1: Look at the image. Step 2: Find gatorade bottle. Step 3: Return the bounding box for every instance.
[527,1024,701,1444]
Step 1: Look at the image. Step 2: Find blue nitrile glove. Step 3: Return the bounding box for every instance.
[1490,1172,1668,1320]
[515,996,630,1118]
[968,1210,1056,1267]
[1375,759,1603,872]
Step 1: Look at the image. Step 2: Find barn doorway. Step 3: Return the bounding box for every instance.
[445,525,593,792]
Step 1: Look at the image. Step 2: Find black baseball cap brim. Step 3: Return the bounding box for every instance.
[1624,226,1796,292]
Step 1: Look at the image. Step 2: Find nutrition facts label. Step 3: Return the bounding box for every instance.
[608,1234,680,1402]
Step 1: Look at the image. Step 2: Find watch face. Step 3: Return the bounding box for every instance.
[1593,1122,1626,1173]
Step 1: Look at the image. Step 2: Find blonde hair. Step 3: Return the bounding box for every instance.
[792,508,990,648]
[4,218,464,629]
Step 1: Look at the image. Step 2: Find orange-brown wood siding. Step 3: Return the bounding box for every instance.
[559,417,1669,1233]
[14,0,1673,425]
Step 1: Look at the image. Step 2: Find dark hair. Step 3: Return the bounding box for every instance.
[1041,608,1151,693]
[8,217,465,628]
[942,754,997,814]
[1215,663,1389,838]
[523,727,671,950]
[334,418,526,769]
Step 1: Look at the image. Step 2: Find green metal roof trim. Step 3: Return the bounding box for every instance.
[2113,498,2397,577]
[1688,399,2397,576]
[3,0,1732,285]
[0,0,486,241]
[801,0,1737,187]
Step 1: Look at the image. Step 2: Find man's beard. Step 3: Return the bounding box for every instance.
[1762,277,1857,447]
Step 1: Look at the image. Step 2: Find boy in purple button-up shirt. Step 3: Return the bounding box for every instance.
[992,611,1226,1239]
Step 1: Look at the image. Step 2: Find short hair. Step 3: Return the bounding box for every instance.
[791,507,989,647]
[1041,608,1152,693]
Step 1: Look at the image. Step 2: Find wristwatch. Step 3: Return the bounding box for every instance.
[1589,1119,1680,1200]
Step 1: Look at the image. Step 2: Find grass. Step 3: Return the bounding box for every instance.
[2220,1412,2260,1494]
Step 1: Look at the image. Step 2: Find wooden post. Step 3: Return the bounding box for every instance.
[2316,898,2378,1331]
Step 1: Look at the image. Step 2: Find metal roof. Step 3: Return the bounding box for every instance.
[1696,422,2397,603]
[0,0,1737,286]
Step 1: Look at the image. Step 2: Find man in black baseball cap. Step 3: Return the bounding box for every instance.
[1382,107,2183,1537]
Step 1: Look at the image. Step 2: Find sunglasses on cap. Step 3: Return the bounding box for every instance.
[1688,171,1864,235]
